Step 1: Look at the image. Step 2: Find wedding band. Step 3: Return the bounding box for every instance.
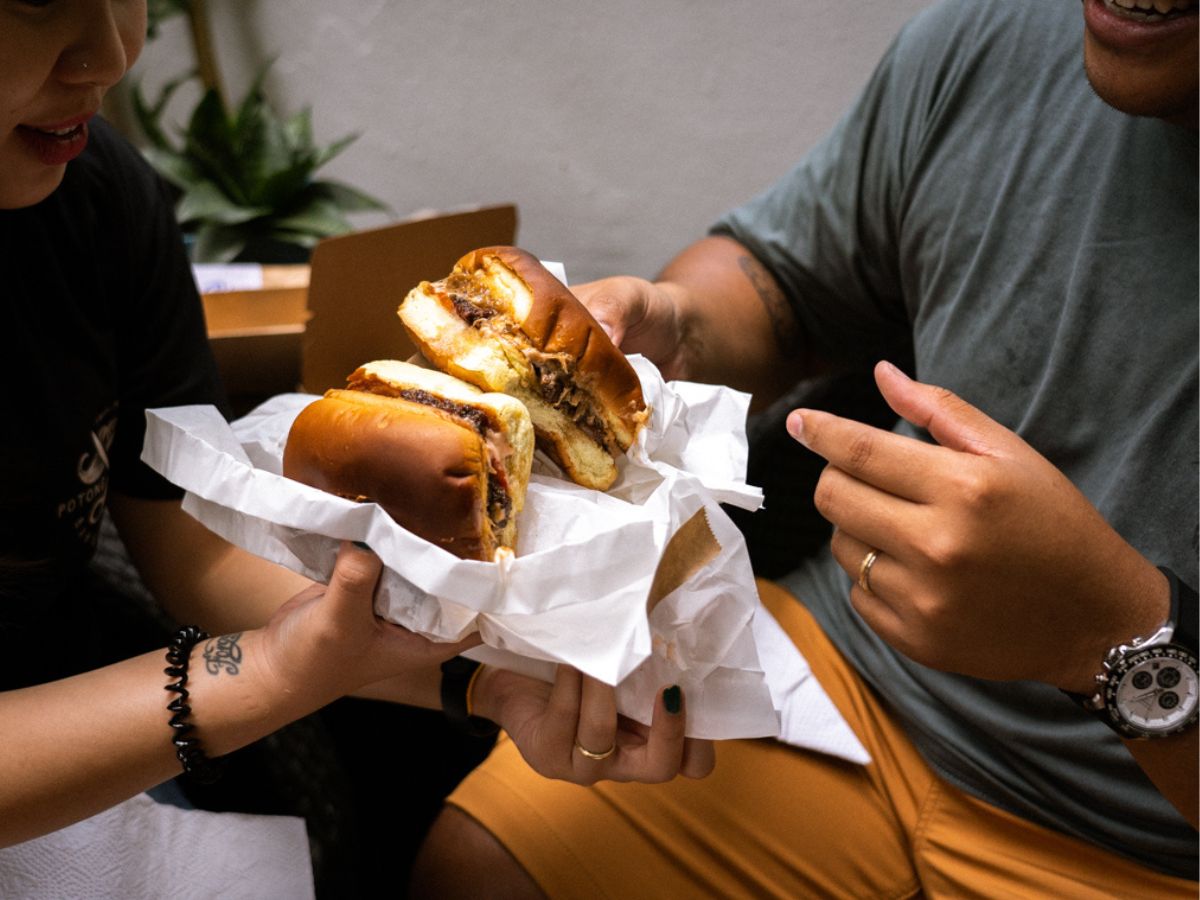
[858,549,880,595]
[574,740,616,761]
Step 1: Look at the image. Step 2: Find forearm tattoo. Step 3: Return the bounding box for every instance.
[203,632,244,676]
[737,253,800,356]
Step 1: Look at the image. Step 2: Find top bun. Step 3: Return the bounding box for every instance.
[456,246,647,450]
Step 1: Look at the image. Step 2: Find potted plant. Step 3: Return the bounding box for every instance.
[132,0,387,262]
[133,71,388,262]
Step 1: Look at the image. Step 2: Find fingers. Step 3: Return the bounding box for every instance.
[536,670,700,784]
[681,736,716,779]
[812,465,922,557]
[326,541,384,613]
[787,361,1019,504]
[787,406,947,504]
[572,278,640,347]
[873,360,1011,457]
[635,685,688,779]
[573,674,619,766]
[829,529,913,654]
[831,529,894,599]
[544,665,586,763]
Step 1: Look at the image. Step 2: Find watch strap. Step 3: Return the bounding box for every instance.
[1162,567,1198,656]
[440,656,500,737]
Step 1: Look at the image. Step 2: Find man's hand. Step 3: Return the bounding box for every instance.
[572,236,811,405]
[573,276,689,379]
[788,361,1168,693]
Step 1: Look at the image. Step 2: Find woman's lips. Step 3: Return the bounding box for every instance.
[16,119,91,166]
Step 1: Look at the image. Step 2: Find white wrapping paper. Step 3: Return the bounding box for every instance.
[142,355,867,758]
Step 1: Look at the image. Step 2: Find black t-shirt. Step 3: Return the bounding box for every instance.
[0,118,226,685]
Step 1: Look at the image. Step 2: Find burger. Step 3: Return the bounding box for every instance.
[282,359,534,561]
[397,246,648,491]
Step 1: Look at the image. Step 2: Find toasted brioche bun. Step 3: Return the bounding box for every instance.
[282,361,533,561]
[397,246,648,491]
[347,359,534,516]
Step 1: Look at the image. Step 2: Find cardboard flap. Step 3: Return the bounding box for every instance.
[202,288,311,401]
[301,204,518,393]
[647,508,721,613]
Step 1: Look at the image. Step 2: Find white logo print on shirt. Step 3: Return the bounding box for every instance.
[58,406,117,549]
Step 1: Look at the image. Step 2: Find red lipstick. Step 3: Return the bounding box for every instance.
[16,115,92,167]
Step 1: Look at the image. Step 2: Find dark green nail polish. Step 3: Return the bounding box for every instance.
[352,540,371,551]
[663,685,682,715]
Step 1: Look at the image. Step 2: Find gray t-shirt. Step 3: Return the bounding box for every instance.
[714,0,1198,880]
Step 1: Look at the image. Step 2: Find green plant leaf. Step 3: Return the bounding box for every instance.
[271,198,353,238]
[140,59,385,247]
[130,71,194,151]
[177,180,269,226]
[182,88,250,204]
[311,132,359,170]
[184,87,232,153]
[142,146,202,192]
[283,108,314,155]
[191,222,249,263]
[267,229,322,250]
[234,92,287,201]
[310,180,390,214]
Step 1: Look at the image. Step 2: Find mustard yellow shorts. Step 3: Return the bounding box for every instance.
[448,581,1197,899]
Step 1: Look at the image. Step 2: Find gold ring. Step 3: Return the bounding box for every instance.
[574,740,616,761]
[858,549,880,595]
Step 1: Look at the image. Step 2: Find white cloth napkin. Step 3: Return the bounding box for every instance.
[0,793,313,900]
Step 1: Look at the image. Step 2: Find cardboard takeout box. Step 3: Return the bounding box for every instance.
[199,204,518,408]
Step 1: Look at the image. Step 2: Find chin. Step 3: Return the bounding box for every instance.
[0,166,66,210]
[1083,34,1199,126]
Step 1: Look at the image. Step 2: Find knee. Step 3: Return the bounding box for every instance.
[409,805,543,899]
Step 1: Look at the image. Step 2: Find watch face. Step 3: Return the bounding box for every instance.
[1110,646,1199,737]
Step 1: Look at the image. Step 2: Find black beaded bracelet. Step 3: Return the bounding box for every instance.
[164,625,225,784]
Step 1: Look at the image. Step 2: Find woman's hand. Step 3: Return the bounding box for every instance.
[473,664,715,785]
[789,361,1168,693]
[255,542,480,706]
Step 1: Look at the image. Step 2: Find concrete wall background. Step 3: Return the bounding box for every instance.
[118,1,933,283]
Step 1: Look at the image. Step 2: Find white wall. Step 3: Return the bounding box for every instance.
[120,0,933,283]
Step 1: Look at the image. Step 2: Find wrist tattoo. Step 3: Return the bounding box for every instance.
[203,632,244,676]
[737,253,799,355]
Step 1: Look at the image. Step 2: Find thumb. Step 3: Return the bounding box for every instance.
[325,541,384,613]
[874,360,1014,458]
[572,280,627,346]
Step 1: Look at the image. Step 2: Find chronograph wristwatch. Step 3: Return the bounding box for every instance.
[1065,568,1199,740]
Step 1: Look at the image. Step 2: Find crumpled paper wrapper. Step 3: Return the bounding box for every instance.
[142,354,865,757]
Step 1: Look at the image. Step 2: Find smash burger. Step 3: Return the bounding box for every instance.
[283,359,533,561]
[398,246,649,491]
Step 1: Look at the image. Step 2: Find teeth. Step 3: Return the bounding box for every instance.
[1109,0,1196,13]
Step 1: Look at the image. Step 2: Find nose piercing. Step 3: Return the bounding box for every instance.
[81,61,90,70]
